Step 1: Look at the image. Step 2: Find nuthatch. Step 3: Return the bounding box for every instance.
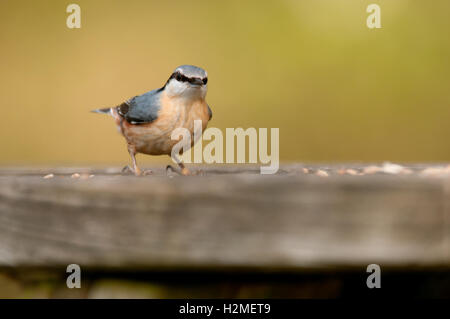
[92,65,212,176]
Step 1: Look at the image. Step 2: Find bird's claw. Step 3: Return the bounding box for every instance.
[142,169,153,176]
[165,165,203,176]
[122,165,133,174]
[194,169,204,176]
[122,165,152,176]
[166,165,175,173]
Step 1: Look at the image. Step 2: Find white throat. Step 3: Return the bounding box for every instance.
[165,79,207,101]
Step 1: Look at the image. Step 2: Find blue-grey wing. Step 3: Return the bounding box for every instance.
[117,88,163,124]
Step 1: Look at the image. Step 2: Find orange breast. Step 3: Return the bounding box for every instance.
[114,93,210,156]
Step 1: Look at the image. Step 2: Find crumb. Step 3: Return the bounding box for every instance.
[346,169,359,176]
[420,167,450,177]
[363,166,382,174]
[399,168,413,175]
[381,162,405,174]
[315,170,329,177]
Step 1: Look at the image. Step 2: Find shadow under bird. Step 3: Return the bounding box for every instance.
[92,65,212,176]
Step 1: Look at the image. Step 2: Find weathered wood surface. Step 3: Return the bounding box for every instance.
[0,164,449,270]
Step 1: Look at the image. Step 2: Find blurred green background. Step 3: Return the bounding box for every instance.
[0,0,449,165]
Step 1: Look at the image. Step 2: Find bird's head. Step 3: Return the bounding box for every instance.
[165,65,208,99]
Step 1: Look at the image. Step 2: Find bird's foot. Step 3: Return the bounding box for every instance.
[180,167,191,176]
[142,169,153,176]
[122,165,152,176]
[194,169,205,176]
[122,165,133,174]
[165,165,203,176]
[166,165,178,176]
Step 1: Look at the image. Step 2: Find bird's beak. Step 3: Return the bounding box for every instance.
[191,78,204,86]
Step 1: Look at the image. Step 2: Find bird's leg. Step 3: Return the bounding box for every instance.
[167,154,191,176]
[166,154,200,176]
[165,163,191,176]
[122,147,151,176]
[129,148,141,176]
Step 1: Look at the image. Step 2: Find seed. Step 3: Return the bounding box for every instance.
[43,174,54,179]
[381,162,405,174]
[420,167,449,177]
[399,168,413,175]
[363,166,382,174]
[346,169,359,176]
[315,170,329,177]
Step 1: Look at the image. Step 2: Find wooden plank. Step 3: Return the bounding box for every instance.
[0,165,448,270]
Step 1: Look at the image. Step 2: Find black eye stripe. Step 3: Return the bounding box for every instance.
[170,72,207,84]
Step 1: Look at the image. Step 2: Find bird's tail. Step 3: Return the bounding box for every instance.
[91,107,112,115]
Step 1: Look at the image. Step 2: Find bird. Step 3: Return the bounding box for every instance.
[92,65,212,176]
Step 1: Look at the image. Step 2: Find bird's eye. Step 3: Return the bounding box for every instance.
[175,73,181,81]
[202,77,208,85]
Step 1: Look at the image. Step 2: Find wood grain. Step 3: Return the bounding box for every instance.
[0,165,448,270]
